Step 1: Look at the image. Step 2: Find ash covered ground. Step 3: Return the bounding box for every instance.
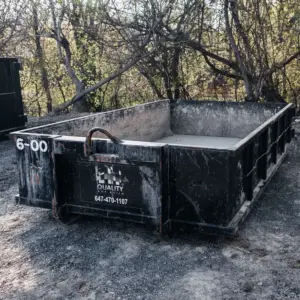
[0,120,300,300]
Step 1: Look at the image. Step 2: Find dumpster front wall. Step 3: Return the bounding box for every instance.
[53,138,165,225]
[26,100,171,142]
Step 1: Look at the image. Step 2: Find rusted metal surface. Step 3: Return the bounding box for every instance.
[85,127,123,156]
[10,100,296,235]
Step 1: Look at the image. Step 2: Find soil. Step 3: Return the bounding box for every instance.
[0,120,300,300]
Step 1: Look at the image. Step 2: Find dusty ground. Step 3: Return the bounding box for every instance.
[1,123,300,300]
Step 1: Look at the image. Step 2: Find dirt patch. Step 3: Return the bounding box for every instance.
[0,119,300,300]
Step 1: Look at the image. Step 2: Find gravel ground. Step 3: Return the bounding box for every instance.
[0,122,300,300]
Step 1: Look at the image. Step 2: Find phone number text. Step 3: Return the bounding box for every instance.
[94,196,128,205]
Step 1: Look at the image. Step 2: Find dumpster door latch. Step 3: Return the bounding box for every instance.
[85,127,123,156]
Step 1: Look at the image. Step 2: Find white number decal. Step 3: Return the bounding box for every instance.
[39,141,48,153]
[16,138,25,150]
[16,138,48,153]
[30,140,39,152]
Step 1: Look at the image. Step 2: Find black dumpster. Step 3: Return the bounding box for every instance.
[0,57,27,136]
[10,100,295,235]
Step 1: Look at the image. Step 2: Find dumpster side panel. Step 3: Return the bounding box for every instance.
[228,154,245,219]
[226,104,295,233]
[237,104,295,202]
[168,147,231,228]
[12,134,57,210]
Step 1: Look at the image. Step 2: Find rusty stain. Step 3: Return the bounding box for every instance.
[52,195,58,219]
[35,174,40,185]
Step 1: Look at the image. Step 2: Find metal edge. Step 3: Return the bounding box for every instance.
[9,131,61,139]
[13,99,171,134]
[67,204,160,226]
[15,195,53,210]
[0,125,27,136]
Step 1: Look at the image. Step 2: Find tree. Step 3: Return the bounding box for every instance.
[0,0,26,54]
[46,0,175,113]
[32,0,53,113]
[162,0,300,102]
[2,0,300,116]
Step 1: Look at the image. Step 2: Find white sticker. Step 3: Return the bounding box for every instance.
[94,165,128,205]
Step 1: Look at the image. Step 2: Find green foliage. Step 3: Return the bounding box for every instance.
[1,0,300,115]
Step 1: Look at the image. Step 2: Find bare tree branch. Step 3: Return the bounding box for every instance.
[52,1,175,113]
[52,53,148,113]
[263,50,300,77]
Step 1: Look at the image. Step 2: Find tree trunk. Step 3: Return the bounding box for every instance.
[261,83,286,103]
[224,0,256,102]
[49,0,89,113]
[73,99,89,112]
[32,3,53,113]
[172,46,181,100]
[72,83,90,112]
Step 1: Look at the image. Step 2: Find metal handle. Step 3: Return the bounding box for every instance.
[85,127,122,155]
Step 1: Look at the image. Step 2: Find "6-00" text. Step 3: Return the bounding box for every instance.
[16,138,48,153]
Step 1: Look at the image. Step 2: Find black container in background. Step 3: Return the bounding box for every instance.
[0,57,27,136]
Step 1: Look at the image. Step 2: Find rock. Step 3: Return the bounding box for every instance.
[195,246,207,254]
[242,281,254,293]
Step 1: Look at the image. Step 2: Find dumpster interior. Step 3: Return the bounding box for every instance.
[25,100,285,148]
[155,135,241,149]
